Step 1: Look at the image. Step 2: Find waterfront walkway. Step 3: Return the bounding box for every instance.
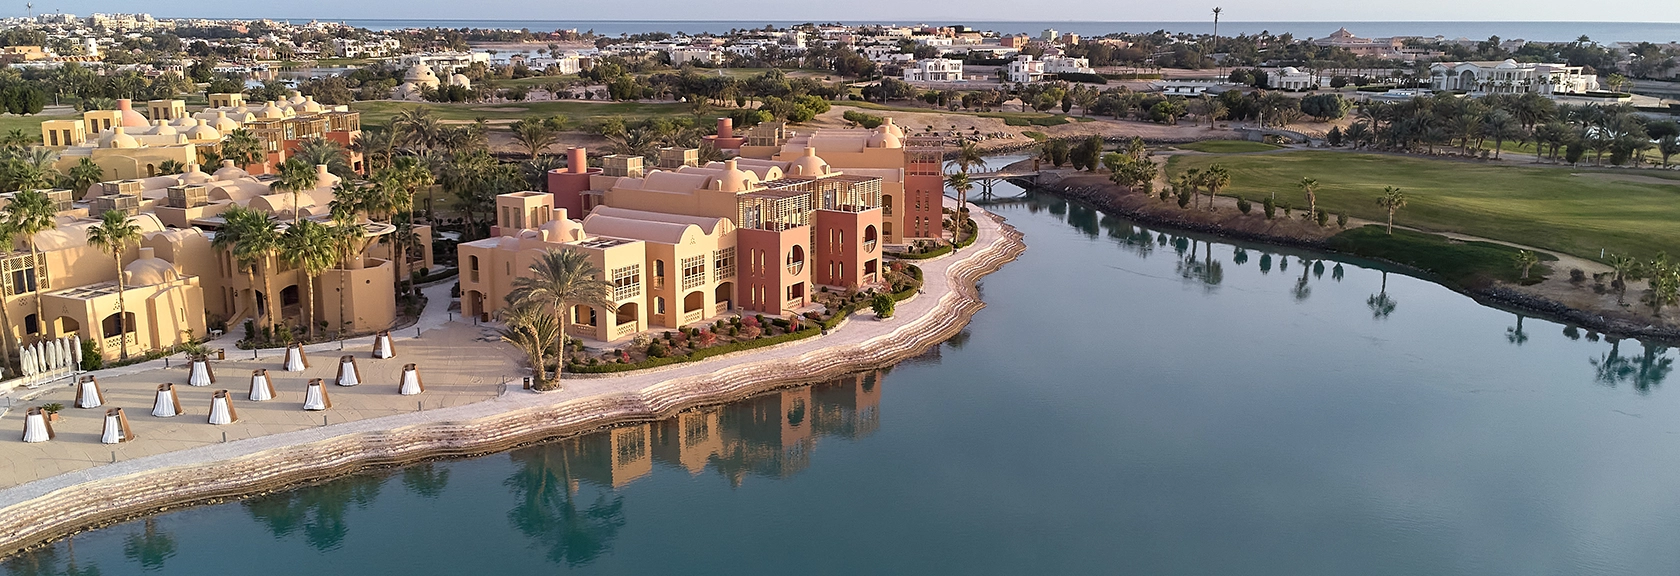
[0,201,1025,553]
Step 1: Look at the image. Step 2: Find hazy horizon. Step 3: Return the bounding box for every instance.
[17,0,1680,26]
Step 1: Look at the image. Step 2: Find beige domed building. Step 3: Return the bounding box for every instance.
[394,63,473,101]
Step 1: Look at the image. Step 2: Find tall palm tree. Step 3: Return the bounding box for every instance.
[1201,165,1230,212]
[945,141,987,174]
[1297,177,1319,216]
[280,220,338,340]
[1516,250,1540,279]
[86,210,141,360]
[943,171,973,244]
[1376,186,1407,234]
[327,207,367,337]
[271,158,319,224]
[235,208,282,330]
[0,220,19,373]
[212,206,259,326]
[506,249,616,376]
[394,106,441,152]
[7,189,58,343]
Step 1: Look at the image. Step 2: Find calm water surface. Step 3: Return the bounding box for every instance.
[6,184,1679,575]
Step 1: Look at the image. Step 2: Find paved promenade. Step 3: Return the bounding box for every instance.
[0,201,1025,554]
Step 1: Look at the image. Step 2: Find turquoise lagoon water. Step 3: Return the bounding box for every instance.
[5,182,1678,575]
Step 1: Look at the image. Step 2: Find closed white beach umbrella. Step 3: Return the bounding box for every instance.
[19,347,32,377]
[188,355,215,386]
[46,340,59,370]
[21,407,53,443]
[249,369,276,401]
[284,344,309,372]
[55,338,68,368]
[336,355,360,387]
[399,363,424,396]
[208,390,238,425]
[70,334,82,366]
[373,331,395,359]
[35,342,46,374]
[76,376,105,409]
[101,408,135,444]
[151,383,183,418]
[302,378,332,411]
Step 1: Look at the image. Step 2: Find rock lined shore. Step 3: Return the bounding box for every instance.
[0,204,1026,558]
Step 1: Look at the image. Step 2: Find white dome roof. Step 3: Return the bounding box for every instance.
[213,159,249,180]
[125,256,179,286]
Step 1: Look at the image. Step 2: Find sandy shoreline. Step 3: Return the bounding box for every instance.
[0,201,1025,558]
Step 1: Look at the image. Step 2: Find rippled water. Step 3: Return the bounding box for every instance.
[6,181,1678,575]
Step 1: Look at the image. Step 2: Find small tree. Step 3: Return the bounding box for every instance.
[1515,250,1540,279]
[1376,186,1407,234]
[870,293,895,319]
[86,210,142,360]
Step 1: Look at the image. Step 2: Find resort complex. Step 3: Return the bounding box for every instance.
[2,11,1680,575]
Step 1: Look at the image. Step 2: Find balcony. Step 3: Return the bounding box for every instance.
[714,301,731,315]
[651,277,665,290]
[683,309,704,325]
[786,260,804,276]
[615,320,638,338]
[863,239,877,253]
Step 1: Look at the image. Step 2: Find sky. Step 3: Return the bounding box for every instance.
[20,0,1680,24]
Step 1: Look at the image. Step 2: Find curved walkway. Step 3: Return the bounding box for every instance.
[0,201,1027,556]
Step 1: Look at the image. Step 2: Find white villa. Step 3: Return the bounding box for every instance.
[902,58,964,82]
[1005,55,1045,83]
[1429,60,1600,95]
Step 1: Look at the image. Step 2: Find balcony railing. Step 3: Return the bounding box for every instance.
[786,261,804,276]
[683,310,703,325]
[615,320,637,338]
[714,301,731,315]
[863,239,878,253]
[651,277,665,290]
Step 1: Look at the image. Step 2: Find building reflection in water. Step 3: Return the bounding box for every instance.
[502,370,885,566]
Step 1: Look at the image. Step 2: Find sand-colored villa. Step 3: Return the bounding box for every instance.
[39,93,363,183]
[459,118,946,342]
[0,99,417,369]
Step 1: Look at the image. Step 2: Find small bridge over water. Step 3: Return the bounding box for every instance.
[968,169,1041,198]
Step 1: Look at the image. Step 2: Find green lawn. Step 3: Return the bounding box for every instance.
[836,102,1079,127]
[1328,225,1556,288]
[1166,150,1680,261]
[0,112,75,142]
[350,100,691,126]
[1177,140,1281,153]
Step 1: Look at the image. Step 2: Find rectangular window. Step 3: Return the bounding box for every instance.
[681,255,706,290]
[713,247,736,281]
[611,265,641,300]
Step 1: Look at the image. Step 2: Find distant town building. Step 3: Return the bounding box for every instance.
[902,58,964,82]
[1429,60,1600,95]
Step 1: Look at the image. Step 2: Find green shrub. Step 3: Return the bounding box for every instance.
[1315,208,1329,227]
[1336,212,1348,228]
[1262,197,1276,219]
[81,338,103,371]
[1236,197,1252,214]
[871,293,896,318]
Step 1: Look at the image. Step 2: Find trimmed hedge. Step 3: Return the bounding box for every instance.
[1054,72,1109,84]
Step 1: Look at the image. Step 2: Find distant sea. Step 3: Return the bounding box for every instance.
[328,20,1680,43]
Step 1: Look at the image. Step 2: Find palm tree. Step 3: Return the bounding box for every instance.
[506,249,616,379]
[1376,186,1407,234]
[512,119,559,159]
[62,157,104,195]
[499,301,561,388]
[235,209,282,330]
[271,158,319,225]
[86,210,141,360]
[946,140,987,174]
[351,120,398,171]
[394,106,441,151]
[0,220,19,373]
[1515,250,1540,279]
[212,206,261,328]
[292,137,354,179]
[327,207,366,337]
[1297,177,1319,216]
[1367,272,1398,319]
[219,128,267,169]
[1201,165,1229,211]
[7,189,57,343]
[1608,253,1639,305]
[943,171,973,244]
[280,220,338,340]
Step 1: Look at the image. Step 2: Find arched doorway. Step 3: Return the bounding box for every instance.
[55,316,80,335]
[280,285,300,306]
[465,290,485,320]
[572,304,597,327]
[714,282,733,312]
[863,225,878,253]
[101,312,137,338]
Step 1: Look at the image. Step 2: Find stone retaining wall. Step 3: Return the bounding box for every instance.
[0,210,1026,558]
